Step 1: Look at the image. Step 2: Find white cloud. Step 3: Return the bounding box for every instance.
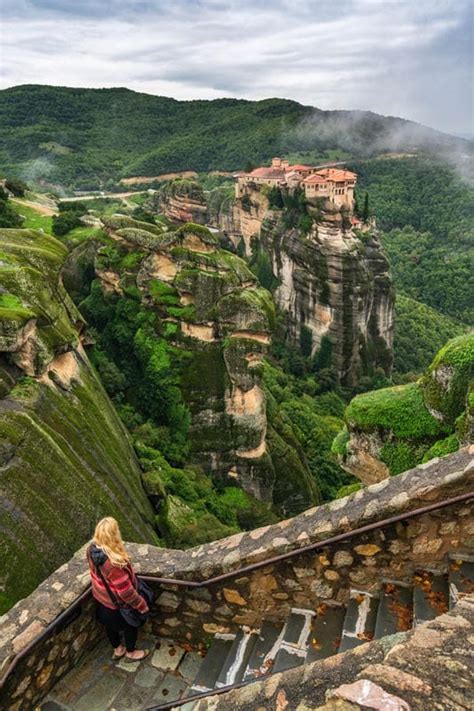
[0,0,472,132]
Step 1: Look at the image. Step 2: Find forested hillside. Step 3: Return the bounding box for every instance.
[0,84,470,190]
[352,157,474,324]
[393,295,465,375]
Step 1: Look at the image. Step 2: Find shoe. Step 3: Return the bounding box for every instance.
[112,648,126,660]
[124,649,150,663]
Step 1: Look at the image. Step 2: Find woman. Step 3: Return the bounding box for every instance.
[87,517,150,661]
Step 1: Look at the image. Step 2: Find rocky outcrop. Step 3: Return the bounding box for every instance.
[157,179,208,224]
[217,185,394,385]
[86,217,317,509]
[0,229,158,611]
[263,216,393,386]
[336,333,474,481]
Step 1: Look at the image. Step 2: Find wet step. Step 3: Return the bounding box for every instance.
[215,629,258,687]
[306,604,345,663]
[242,621,283,681]
[339,590,379,652]
[374,582,413,639]
[189,634,234,693]
[272,645,306,674]
[448,556,474,609]
[279,608,314,647]
[413,571,449,625]
[272,609,314,673]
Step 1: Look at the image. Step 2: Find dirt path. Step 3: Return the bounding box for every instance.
[11,198,58,216]
[59,191,144,203]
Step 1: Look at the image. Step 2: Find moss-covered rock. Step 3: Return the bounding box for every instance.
[0,228,158,612]
[102,214,164,236]
[73,219,288,506]
[158,180,209,225]
[335,333,473,481]
[0,229,81,373]
[420,333,474,426]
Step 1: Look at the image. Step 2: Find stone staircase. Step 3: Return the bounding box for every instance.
[39,556,474,711]
[168,556,474,709]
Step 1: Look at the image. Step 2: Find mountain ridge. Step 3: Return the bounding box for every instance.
[0,84,470,189]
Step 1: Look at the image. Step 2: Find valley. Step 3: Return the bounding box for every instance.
[1,149,472,615]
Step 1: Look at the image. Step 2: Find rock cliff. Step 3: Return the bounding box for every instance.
[158,179,208,224]
[74,217,318,512]
[262,217,393,386]
[334,333,474,483]
[0,229,158,611]
[158,181,394,386]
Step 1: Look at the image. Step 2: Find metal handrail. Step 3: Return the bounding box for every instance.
[0,488,472,701]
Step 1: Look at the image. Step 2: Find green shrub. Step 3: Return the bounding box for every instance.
[335,482,362,499]
[52,211,82,237]
[379,441,428,475]
[300,325,312,358]
[422,434,459,463]
[331,426,349,456]
[346,382,446,439]
[4,178,28,197]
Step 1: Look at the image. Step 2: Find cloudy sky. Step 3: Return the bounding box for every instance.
[0,0,472,135]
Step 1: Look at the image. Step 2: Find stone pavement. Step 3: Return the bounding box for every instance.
[40,632,202,711]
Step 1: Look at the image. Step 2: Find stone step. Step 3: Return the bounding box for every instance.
[374,582,413,639]
[279,608,315,647]
[413,571,449,625]
[242,620,283,681]
[339,590,379,652]
[189,634,234,693]
[448,557,474,609]
[215,629,259,688]
[272,645,307,674]
[306,604,346,663]
[272,609,314,674]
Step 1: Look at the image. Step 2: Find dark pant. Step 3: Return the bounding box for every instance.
[97,603,138,652]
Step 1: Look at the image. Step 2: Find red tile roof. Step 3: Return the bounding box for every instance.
[248,167,286,179]
[243,164,357,184]
[288,164,312,171]
[303,173,328,184]
[316,168,357,182]
[303,168,357,184]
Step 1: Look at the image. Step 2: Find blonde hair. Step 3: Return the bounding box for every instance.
[93,517,130,567]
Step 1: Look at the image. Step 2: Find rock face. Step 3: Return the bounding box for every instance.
[0,229,158,611]
[159,181,395,386]
[336,333,474,482]
[212,185,394,386]
[158,179,208,224]
[87,217,317,508]
[263,217,393,386]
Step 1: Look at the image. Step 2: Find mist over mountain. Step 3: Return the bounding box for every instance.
[0,84,471,189]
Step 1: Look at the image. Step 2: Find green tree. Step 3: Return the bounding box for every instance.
[4,177,28,197]
[362,192,369,223]
[0,188,23,227]
[300,325,313,357]
[312,335,333,371]
[52,211,82,236]
[268,186,284,209]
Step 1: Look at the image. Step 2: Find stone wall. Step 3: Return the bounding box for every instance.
[147,448,473,643]
[0,552,102,711]
[0,448,472,710]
